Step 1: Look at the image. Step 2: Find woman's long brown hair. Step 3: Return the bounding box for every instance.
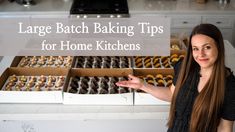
[167,24,226,132]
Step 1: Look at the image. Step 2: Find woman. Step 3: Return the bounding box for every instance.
[116,24,235,132]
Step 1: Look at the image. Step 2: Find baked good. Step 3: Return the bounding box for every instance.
[144,56,151,64]
[80,82,89,89]
[29,76,37,82]
[156,74,163,80]
[79,88,88,94]
[147,80,155,85]
[89,88,98,94]
[161,56,168,63]
[100,82,109,90]
[110,77,119,84]
[136,62,143,68]
[146,74,155,80]
[165,75,173,81]
[69,87,78,93]
[48,75,56,82]
[164,63,171,68]
[145,62,152,68]
[9,75,18,82]
[109,87,118,94]
[157,79,165,87]
[82,76,90,83]
[170,54,178,60]
[135,58,142,64]
[39,75,46,82]
[99,88,108,94]
[19,76,27,82]
[154,63,161,68]
[6,82,15,87]
[166,80,173,87]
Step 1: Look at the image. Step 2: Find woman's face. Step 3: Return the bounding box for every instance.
[191,34,218,69]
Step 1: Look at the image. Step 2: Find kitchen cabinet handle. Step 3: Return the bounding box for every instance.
[182,21,188,24]
[216,21,222,24]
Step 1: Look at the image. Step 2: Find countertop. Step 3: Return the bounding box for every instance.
[0,0,235,15]
[0,40,234,120]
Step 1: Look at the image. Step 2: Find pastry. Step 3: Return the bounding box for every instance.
[9,74,18,82]
[179,55,185,60]
[100,82,109,90]
[28,76,36,82]
[119,87,128,93]
[112,61,120,68]
[165,75,173,81]
[19,75,27,82]
[146,74,155,80]
[157,79,165,87]
[89,88,98,94]
[170,54,178,60]
[144,57,151,64]
[171,58,179,65]
[85,62,92,68]
[121,62,129,68]
[153,58,160,64]
[79,88,87,94]
[27,80,35,88]
[69,87,78,93]
[103,62,111,68]
[55,80,64,88]
[99,88,108,94]
[47,61,54,65]
[80,82,89,89]
[104,56,111,63]
[147,79,155,85]
[145,62,152,68]
[45,81,54,88]
[136,62,143,68]
[58,56,64,61]
[164,63,171,68]
[70,80,79,88]
[154,63,161,68]
[166,80,173,87]
[110,77,119,84]
[161,56,168,63]
[82,76,90,83]
[94,56,102,62]
[135,58,142,64]
[39,75,46,82]
[48,76,56,82]
[109,87,118,94]
[156,74,163,80]
[35,84,41,91]
[15,85,21,91]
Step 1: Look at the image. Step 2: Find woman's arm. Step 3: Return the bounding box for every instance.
[116,74,175,102]
[217,119,234,132]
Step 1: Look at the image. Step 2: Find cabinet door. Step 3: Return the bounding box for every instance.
[169,15,201,28]
[202,15,234,28]
[202,15,234,45]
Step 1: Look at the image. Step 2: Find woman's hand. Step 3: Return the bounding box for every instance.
[115,74,144,90]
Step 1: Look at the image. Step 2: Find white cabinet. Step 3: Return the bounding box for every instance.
[167,15,201,38]
[202,15,235,47]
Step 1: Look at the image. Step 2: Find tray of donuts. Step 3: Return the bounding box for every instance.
[133,53,185,69]
[0,67,69,103]
[10,56,74,68]
[73,56,132,68]
[63,69,133,105]
[133,69,174,105]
